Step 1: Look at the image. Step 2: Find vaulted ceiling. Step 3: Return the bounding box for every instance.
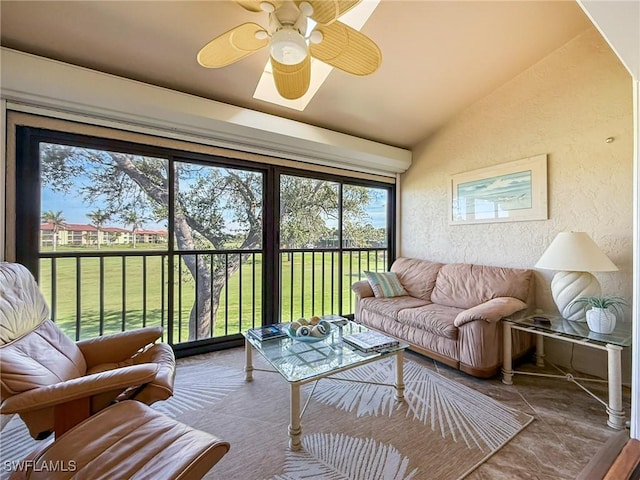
[0,1,593,149]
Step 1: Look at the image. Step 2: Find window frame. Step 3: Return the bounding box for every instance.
[12,125,396,356]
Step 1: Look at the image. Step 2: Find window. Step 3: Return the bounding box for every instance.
[14,127,395,353]
[278,174,392,320]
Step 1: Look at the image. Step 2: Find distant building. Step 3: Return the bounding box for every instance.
[40,223,168,248]
[101,226,131,245]
[136,229,169,244]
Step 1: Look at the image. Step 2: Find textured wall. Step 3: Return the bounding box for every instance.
[401,28,634,378]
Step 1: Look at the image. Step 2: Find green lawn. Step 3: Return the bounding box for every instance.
[39,248,385,344]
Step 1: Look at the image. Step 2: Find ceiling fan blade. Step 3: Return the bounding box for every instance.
[270,55,311,100]
[297,0,337,24]
[234,0,283,13]
[298,0,360,25]
[197,23,268,68]
[335,1,361,18]
[310,21,381,75]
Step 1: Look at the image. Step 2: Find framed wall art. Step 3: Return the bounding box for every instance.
[449,154,548,225]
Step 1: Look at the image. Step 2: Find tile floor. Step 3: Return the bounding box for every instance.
[0,347,630,480]
[409,350,632,479]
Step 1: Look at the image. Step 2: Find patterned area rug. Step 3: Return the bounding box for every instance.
[0,348,532,480]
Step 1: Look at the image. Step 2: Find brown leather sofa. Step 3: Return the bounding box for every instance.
[352,257,535,378]
[0,262,176,439]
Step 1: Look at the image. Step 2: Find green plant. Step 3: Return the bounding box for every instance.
[570,295,627,318]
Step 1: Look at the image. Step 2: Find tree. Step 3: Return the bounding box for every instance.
[342,185,384,248]
[279,176,383,249]
[40,144,378,341]
[87,209,110,250]
[109,231,122,246]
[41,210,66,251]
[122,210,145,248]
[279,175,337,249]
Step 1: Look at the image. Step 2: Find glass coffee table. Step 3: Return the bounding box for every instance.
[243,320,408,450]
[502,314,632,429]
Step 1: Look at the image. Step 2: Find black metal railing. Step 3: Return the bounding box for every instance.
[170,250,262,343]
[278,248,387,322]
[38,247,387,345]
[40,251,169,341]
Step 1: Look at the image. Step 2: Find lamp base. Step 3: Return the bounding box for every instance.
[551,271,601,321]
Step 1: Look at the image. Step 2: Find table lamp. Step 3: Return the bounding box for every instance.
[535,232,618,321]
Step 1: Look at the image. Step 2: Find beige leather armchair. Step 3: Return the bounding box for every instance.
[0,262,176,439]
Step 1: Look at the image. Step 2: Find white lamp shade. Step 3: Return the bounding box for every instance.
[535,232,618,272]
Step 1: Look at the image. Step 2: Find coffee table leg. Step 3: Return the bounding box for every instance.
[289,383,302,451]
[395,351,405,402]
[244,338,253,382]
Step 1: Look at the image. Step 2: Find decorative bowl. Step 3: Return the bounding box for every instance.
[286,320,332,343]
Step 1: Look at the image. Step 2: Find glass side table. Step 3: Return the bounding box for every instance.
[502,314,631,429]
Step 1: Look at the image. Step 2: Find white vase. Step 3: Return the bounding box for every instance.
[586,307,616,334]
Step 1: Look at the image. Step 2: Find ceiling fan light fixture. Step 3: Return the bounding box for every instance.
[270,28,308,65]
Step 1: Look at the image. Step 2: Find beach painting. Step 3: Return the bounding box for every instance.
[450,155,547,224]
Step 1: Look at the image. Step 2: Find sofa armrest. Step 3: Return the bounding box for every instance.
[0,364,159,414]
[77,326,163,367]
[351,280,374,299]
[454,297,527,327]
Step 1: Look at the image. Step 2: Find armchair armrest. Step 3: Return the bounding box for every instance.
[454,297,527,327]
[77,326,163,367]
[0,363,159,414]
[351,280,374,299]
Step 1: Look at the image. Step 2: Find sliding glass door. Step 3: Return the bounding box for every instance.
[278,173,392,321]
[171,160,264,343]
[13,127,394,352]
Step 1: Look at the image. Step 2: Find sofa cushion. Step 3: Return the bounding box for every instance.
[397,304,462,340]
[359,313,460,365]
[431,263,532,309]
[359,296,429,320]
[391,257,444,301]
[365,271,407,298]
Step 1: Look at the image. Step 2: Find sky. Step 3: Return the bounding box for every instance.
[41,143,389,231]
[42,185,161,227]
[42,185,387,231]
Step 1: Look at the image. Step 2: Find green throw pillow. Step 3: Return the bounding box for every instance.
[364,271,407,298]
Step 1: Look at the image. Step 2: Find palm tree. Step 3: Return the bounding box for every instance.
[87,209,110,250]
[122,211,145,249]
[41,210,66,251]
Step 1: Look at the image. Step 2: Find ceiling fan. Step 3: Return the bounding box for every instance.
[197,0,382,100]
